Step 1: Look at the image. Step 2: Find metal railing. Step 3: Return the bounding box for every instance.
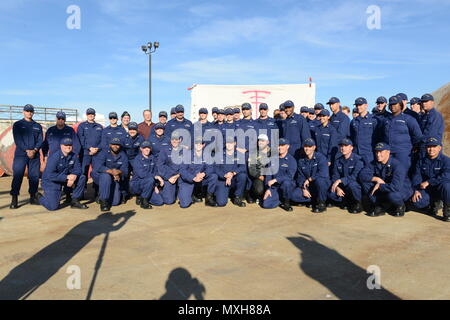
[0,105,79,124]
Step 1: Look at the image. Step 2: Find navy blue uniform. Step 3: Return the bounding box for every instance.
[130,153,163,206]
[39,149,86,211]
[156,145,183,205]
[10,119,43,196]
[292,151,330,203]
[123,134,145,162]
[164,118,193,148]
[360,157,413,206]
[262,153,297,209]
[330,110,350,141]
[380,113,422,169]
[280,114,311,157]
[77,121,103,178]
[92,149,128,206]
[214,151,247,207]
[308,118,320,139]
[101,125,127,152]
[350,113,379,164]
[328,153,364,203]
[148,134,170,155]
[420,108,444,144]
[312,123,338,163]
[411,153,450,208]
[257,117,280,142]
[42,125,81,158]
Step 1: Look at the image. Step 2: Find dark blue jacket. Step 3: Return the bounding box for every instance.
[156,146,183,180]
[131,153,158,180]
[148,134,170,155]
[331,153,364,186]
[360,157,410,193]
[308,118,320,138]
[257,117,280,141]
[350,113,379,157]
[235,118,260,152]
[101,125,127,151]
[42,149,82,184]
[265,153,297,186]
[296,151,329,187]
[165,118,193,139]
[123,134,145,161]
[214,151,247,180]
[404,108,421,125]
[13,119,43,156]
[42,125,81,157]
[411,153,450,189]
[280,113,311,147]
[77,121,103,155]
[180,152,215,183]
[94,149,129,178]
[420,108,444,143]
[330,110,350,141]
[380,113,423,154]
[312,123,338,162]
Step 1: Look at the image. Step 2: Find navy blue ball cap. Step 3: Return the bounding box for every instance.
[425,136,441,146]
[110,137,122,146]
[61,137,73,146]
[388,96,401,105]
[212,107,219,113]
[420,93,434,102]
[128,122,138,130]
[23,104,34,112]
[159,111,168,118]
[56,111,66,120]
[300,106,309,113]
[121,111,130,118]
[217,109,225,115]
[314,103,324,110]
[199,108,208,114]
[303,138,316,147]
[339,138,353,146]
[352,108,358,113]
[326,97,340,105]
[409,97,421,105]
[279,105,285,111]
[241,103,252,110]
[279,138,290,145]
[141,140,151,148]
[170,107,176,115]
[308,108,315,114]
[374,142,390,151]
[354,97,368,105]
[233,107,241,114]
[86,108,96,115]
[376,96,387,104]
[397,93,408,101]
[175,105,184,113]
[109,112,118,119]
[154,123,165,130]
[259,103,268,110]
[225,108,234,115]
[318,109,330,117]
[283,100,295,108]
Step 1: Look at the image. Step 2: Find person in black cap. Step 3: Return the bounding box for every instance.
[42,111,81,160]
[360,143,414,217]
[158,111,168,125]
[101,112,127,154]
[9,104,44,208]
[397,93,420,125]
[193,107,217,159]
[328,139,364,213]
[300,106,310,119]
[92,137,129,211]
[352,107,359,119]
[212,107,219,122]
[165,105,193,149]
[409,97,422,115]
[233,107,242,122]
[148,122,171,155]
[257,103,279,144]
[170,107,177,119]
[77,108,103,199]
[120,111,131,132]
[39,138,88,211]
[327,97,350,142]
[410,137,450,221]
[419,94,444,152]
[280,100,311,159]
[372,96,390,120]
[312,109,338,165]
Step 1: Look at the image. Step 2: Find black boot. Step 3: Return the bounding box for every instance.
[99,199,110,212]
[10,195,19,209]
[30,193,42,205]
[428,200,442,216]
[140,198,152,209]
[192,194,203,203]
[279,199,293,212]
[367,205,385,217]
[64,192,72,204]
[205,193,217,207]
[245,191,255,204]
[443,203,450,222]
[232,197,246,207]
[313,201,327,213]
[393,203,406,217]
[349,201,363,214]
[71,198,88,210]
[136,196,142,206]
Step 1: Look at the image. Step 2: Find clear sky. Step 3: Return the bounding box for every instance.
[1,0,449,122]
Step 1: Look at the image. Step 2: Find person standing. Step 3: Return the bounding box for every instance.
[10,104,43,209]
[327,97,350,142]
[279,100,311,158]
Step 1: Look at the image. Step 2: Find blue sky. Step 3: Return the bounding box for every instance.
[1,0,449,122]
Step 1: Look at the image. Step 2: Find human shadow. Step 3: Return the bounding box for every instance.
[159,267,206,300]
[0,210,135,300]
[287,233,401,300]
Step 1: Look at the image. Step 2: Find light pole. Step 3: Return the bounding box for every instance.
[141,41,159,112]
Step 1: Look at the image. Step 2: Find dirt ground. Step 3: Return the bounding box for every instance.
[0,176,449,300]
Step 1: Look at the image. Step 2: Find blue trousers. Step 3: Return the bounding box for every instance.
[160,179,179,205]
[178,173,218,208]
[39,175,86,211]
[10,155,40,196]
[328,181,362,203]
[412,183,450,209]
[130,177,164,206]
[362,182,413,206]
[291,177,331,203]
[215,172,247,207]
[93,172,124,206]
[81,153,99,192]
[262,180,294,209]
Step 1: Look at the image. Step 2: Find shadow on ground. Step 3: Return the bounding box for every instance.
[159,267,206,300]
[0,210,135,300]
[287,233,401,300]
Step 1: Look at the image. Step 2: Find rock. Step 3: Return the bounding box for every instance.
[433,82,450,154]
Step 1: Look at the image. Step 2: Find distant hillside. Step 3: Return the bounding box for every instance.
[433,82,450,154]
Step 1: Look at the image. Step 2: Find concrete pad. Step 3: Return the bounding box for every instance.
[0,176,449,300]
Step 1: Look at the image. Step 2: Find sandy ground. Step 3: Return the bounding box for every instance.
[0,176,449,300]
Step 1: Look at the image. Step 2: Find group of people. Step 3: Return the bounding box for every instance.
[8,92,450,222]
